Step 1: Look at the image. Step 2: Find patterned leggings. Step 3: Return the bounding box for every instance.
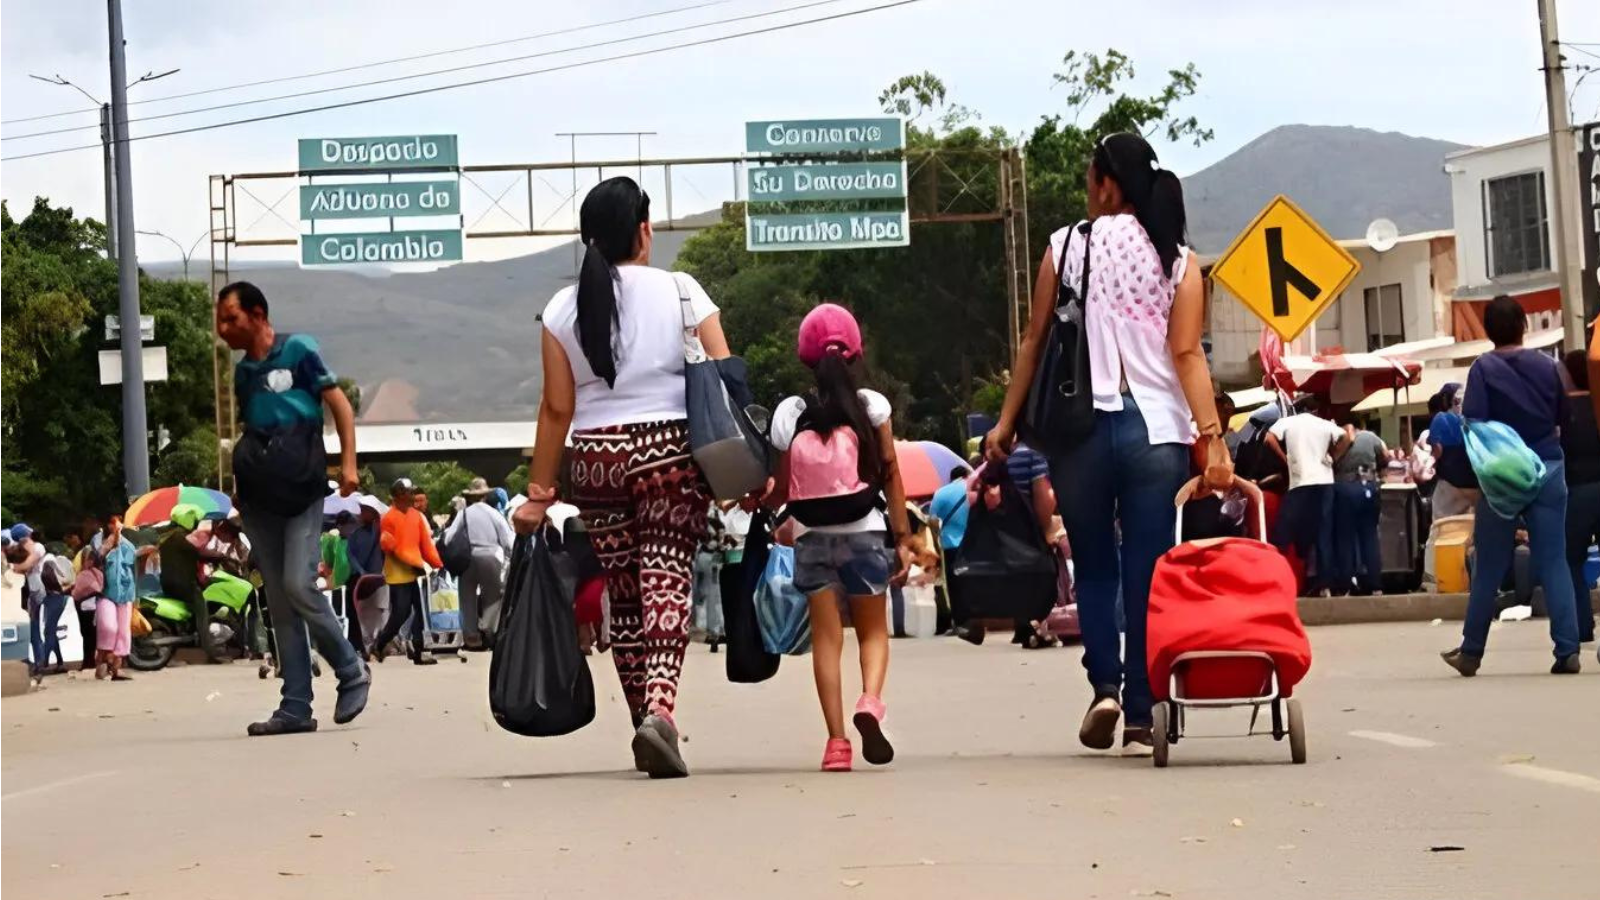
[569,420,710,721]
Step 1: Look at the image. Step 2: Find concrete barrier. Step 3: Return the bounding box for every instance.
[1297,593,1469,626]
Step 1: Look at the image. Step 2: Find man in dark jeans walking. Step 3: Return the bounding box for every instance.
[216,281,370,736]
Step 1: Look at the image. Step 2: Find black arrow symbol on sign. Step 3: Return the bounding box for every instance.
[1265,226,1322,317]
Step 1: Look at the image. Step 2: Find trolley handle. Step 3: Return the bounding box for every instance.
[1173,474,1267,545]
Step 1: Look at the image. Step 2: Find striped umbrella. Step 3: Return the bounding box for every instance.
[125,485,232,527]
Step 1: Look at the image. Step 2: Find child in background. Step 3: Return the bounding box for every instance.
[767,304,915,772]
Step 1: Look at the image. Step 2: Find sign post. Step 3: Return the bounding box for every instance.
[298,134,463,267]
[1210,195,1361,343]
[743,117,908,253]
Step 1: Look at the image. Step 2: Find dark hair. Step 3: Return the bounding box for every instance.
[1483,294,1526,348]
[1564,349,1589,391]
[948,467,967,482]
[1092,132,1188,277]
[576,177,650,389]
[219,281,269,318]
[799,352,884,486]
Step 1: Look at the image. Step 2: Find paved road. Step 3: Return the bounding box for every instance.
[2,621,1594,900]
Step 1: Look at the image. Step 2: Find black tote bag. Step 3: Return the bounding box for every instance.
[724,509,781,683]
[1021,221,1096,455]
[951,476,1058,622]
[488,533,596,737]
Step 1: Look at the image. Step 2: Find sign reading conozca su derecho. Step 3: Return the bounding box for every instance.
[743,118,909,253]
[298,134,463,267]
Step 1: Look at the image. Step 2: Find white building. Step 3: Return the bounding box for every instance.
[1444,134,1569,338]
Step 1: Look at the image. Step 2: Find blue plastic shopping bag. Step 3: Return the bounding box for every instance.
[753,544,812,655]
[1464,419,1546,519]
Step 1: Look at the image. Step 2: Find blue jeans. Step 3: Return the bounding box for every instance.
[28,592,67,671]
[1333,481,1382,594]
[1049,396,1189,727]
[1461,461,1581,660]
[1563,480,1600,642]
[242,500,363,721]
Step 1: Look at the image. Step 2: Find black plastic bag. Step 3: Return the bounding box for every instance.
[724,509,780,683]
[489,532,595,737]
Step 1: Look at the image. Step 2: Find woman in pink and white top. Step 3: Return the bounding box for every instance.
[986,132,1230,757]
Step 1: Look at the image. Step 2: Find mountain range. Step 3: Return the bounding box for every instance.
[150,124,1468,423]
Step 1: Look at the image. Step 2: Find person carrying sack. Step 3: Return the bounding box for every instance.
[514,176,723,779]
[454,478,514,651]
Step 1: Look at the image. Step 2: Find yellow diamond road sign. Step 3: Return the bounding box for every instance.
[1210,195,1361,343]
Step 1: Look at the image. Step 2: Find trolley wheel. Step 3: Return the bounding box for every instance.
[1287,698,1307,764]
[257,664,270,680]
[1152,703,1171,768]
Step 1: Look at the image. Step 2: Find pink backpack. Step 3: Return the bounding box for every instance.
[786,426,882,527]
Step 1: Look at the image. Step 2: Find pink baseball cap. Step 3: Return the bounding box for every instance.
[797,303,862,367]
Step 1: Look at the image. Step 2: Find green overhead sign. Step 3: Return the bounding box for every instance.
[745,161,906,202]
[745,118,904,154]
[299,181,460,220]
[302,229,463,266]
[746,212,909,252]
[298,135,459,172]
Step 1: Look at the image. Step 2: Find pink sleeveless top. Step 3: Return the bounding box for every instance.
[1049,214,1195,447]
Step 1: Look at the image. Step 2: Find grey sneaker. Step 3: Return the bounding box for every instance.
[1079,691,1122,750]
[1440,648,1480,677]
[1551,654,1581,675]
[333,664,371,725]
[631,714,689,779]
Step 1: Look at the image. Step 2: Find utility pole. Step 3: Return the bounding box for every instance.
[1538,0,1587,348]
[107,0,149,498]
[100,104,116,259]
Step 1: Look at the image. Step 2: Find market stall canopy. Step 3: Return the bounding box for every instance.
[1279,353,1422,405]
[1352,365,1470,413]
[1369,328,1562,363]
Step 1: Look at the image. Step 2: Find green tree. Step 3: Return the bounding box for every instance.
[153,426,219,489]
[1,198,218,530]
[1025,49,1213,255]
[503,463,529,497]
[403,461,479,508]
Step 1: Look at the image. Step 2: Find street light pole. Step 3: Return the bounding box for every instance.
[107,0,149,497]
[137,229,207,281]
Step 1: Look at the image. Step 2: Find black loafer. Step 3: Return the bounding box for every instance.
[247,714,318,737]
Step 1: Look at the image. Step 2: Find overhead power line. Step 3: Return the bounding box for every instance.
[3,0,850,142]
[0,0,735,125]
[1,0,927,163]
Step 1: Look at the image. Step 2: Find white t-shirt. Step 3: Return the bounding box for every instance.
[1269,413,1345,490]
[543,266,718,432]
[772,389,893,533]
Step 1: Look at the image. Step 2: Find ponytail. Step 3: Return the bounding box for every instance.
[1093,132,1189,278]
[800,351,884,486]
[574,176,651,388]
[575,241,620,388]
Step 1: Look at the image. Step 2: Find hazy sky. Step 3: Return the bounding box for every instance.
[3,0,1598,266]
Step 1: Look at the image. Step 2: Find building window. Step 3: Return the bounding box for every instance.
[1483,171,1550,277]
[1364,283,1404,350]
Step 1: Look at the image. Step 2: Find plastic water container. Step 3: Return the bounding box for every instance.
[1,621,29,661]
[902,580,938,639]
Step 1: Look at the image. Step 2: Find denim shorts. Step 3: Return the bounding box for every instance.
[794,530,892,598]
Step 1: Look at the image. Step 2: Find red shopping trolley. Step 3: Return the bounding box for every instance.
[1147,477,1311,767]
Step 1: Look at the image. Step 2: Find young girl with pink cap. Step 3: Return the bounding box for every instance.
[766,303,916,772]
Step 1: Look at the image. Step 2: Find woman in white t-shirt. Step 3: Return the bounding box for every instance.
[513,176,728,779]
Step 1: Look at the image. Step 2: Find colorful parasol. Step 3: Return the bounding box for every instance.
[894,440,970,500]
[125,485,233,527]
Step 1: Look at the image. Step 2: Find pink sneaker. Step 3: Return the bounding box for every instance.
[821,737,853,772]
[852,695,895,765]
